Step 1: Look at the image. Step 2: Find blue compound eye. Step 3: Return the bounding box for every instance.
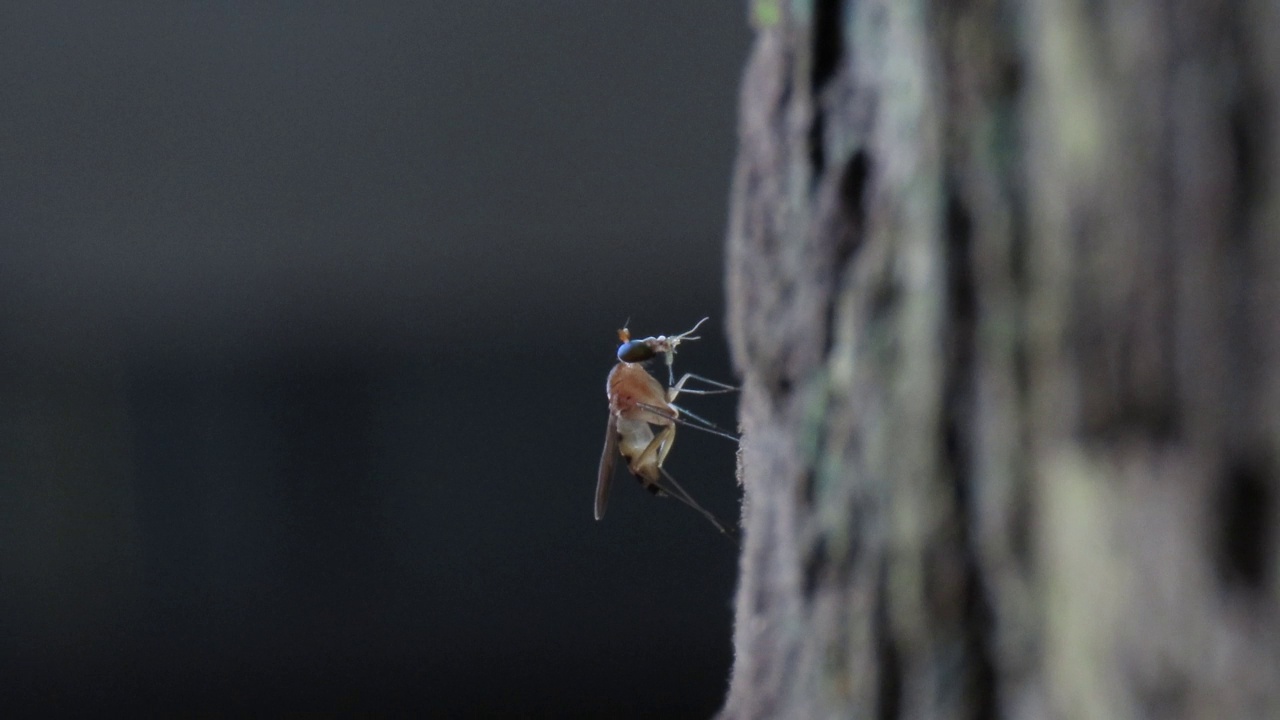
[617,340,656,363]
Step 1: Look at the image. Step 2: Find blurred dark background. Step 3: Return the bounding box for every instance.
[0,3,750,715]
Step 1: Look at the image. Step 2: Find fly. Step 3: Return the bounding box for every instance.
[595,317,740,539]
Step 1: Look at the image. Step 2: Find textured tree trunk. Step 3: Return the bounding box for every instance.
[721,0,1280,718]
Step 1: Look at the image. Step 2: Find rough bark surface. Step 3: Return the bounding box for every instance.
[721,1,1280,718]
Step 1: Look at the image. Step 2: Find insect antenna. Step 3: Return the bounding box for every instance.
[669,316,709,343]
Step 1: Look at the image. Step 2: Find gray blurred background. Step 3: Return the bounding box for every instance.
[0,3,750,715]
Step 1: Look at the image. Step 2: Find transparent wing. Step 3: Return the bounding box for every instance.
[595,413,618,521]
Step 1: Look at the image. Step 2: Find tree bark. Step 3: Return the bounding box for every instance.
[721,1,1280,718]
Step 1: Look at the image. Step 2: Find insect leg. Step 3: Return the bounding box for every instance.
[668,372,738,400]
[635,401,738,443]
[666,404,739,442]
[657,466,738,542]
[626,421,675,485]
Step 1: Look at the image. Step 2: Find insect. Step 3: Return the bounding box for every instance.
[595,317,740,539]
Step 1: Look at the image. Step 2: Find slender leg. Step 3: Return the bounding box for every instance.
[657,467,738,542]
[634,401,738,442]
[667,403,739,442]
[655,423,677,469]
[667,372,738,402]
